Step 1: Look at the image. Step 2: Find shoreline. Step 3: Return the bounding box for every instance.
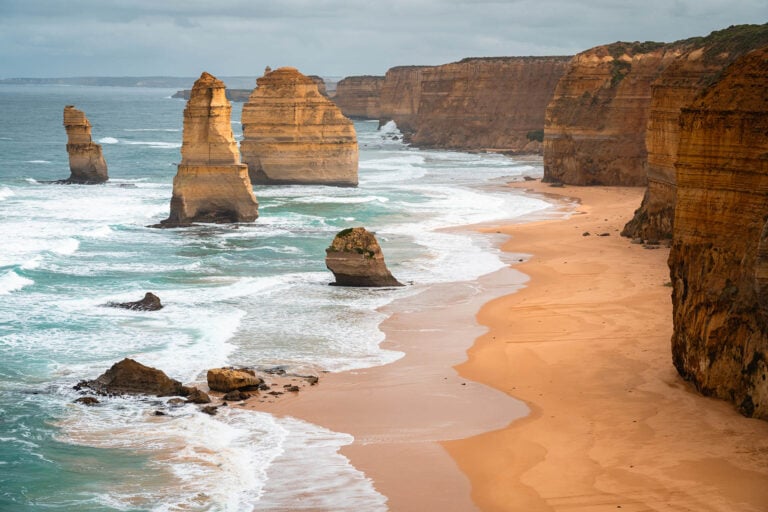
[446,181,768,511]
[242,184,565,510]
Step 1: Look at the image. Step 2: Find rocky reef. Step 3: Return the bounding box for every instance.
[543,41,685,185]
[106,292,163,311]
[409,57,570,152]
[333,75,384,119]
[325,227,402,287]
[240,67,359,186]
[62,105,108,183]
[668,46,768,419]
[623,24,768,240]
[160,72,258,227]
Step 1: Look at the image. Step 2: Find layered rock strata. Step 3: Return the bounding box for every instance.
[623,24,768,240]
[544,41,689,185]
[378,66,431,137]
[669,46,768,419]
[161,72,258,226]
[409,57,571,152]
[333,75,384,119]
[325,227,402,287]
[63,105,108,183]
[206,368,263,392]
[240,67,358,186]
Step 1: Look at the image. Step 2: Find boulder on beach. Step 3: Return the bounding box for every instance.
[206,368,263,392]
[77,358,185,396]
[106,292,163,311]
[325,227,403,287]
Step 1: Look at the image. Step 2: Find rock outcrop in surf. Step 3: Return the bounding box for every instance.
[160,72,258,227]
[62,105,109,183]
[325,227,403,287]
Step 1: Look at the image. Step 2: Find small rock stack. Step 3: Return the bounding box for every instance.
[63,105,108,183]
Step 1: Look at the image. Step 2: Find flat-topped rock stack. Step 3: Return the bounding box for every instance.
[240,67,359,187]
[160,72,258,227]
[63,106,108,183]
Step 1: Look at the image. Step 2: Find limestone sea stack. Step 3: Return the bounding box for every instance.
[161,72,258,227]
[668,46,768,419]
[63,105,108,183]
[240,67,358,187]
[325,227,402,287]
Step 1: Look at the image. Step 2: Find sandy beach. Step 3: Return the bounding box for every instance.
[247,181,768,511]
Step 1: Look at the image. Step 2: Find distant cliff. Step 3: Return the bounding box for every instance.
[377,58,570,153]
[622,24,768,240]
[668,46,768,420]
[333,75,384,119]
[543,41,685,185]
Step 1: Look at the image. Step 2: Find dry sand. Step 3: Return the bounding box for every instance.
[246,181,768,511]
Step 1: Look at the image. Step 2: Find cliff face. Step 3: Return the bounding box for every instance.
[378,66,431,137]
[333,75,384,119]
[240,66,358,187]
[669,46,768,419]
[161,72,258,226]
[63,105,108,183]
[543,42,684,185]
[623,24,768,240]
[409,57,570,152]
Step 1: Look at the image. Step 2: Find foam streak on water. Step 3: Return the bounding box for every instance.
[0,87,554,511]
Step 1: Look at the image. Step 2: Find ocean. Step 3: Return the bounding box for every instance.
[0,84,553,511]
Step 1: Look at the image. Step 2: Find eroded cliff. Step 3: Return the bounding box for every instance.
[544,41,686,185]
[161,72,258,226]
[240,66,358,186]
[669,46,768,419]
[378,66,431,137]
[63,105,108,183]
[623,24,768,240]
[333,75,384,119]
[410,57,570,152]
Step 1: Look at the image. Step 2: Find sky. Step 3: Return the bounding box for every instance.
[0,0,766,78]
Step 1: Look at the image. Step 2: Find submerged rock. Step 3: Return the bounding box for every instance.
[206,368,263,392]
[77,358,186,397]
[106,292,163,311]
[74,396,100,406]
[160,72,258,227]
[325,227,403,287]
[62,105,108,184]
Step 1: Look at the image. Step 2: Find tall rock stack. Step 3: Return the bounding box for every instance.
[63,106,108,183]
[161,72,258,226]
[623,24,768,241]
[668,46,768,419]
[240,67,359,187]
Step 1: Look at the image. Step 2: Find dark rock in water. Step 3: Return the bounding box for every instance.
[222,390,250,401]
[167,398,187,407]
[74,396,100,406]
[325,227,403,287]
[107,292,163,311]
[201,405,218,416]
[153,410,166,416]
[184,387,211,404]
[80,358,185,397]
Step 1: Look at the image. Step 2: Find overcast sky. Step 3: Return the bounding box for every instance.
[1,0,766,78]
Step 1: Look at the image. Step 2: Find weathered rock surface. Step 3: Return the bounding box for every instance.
[62,105,108,183]
[325,227,402,287]
[669,46,768,419]
[106,292,163,311]
[544,41,687,185]
[378,66,431,137]
[206,368,263,392]
[77,358,185,396]
[333,75,384,119]
[623,24,768,240]
[240,67,358,186]
[185,387,212,404]
[409,57,570,153]
[161,72,258,227]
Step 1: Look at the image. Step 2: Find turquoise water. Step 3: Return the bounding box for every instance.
[0,85,551,510]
